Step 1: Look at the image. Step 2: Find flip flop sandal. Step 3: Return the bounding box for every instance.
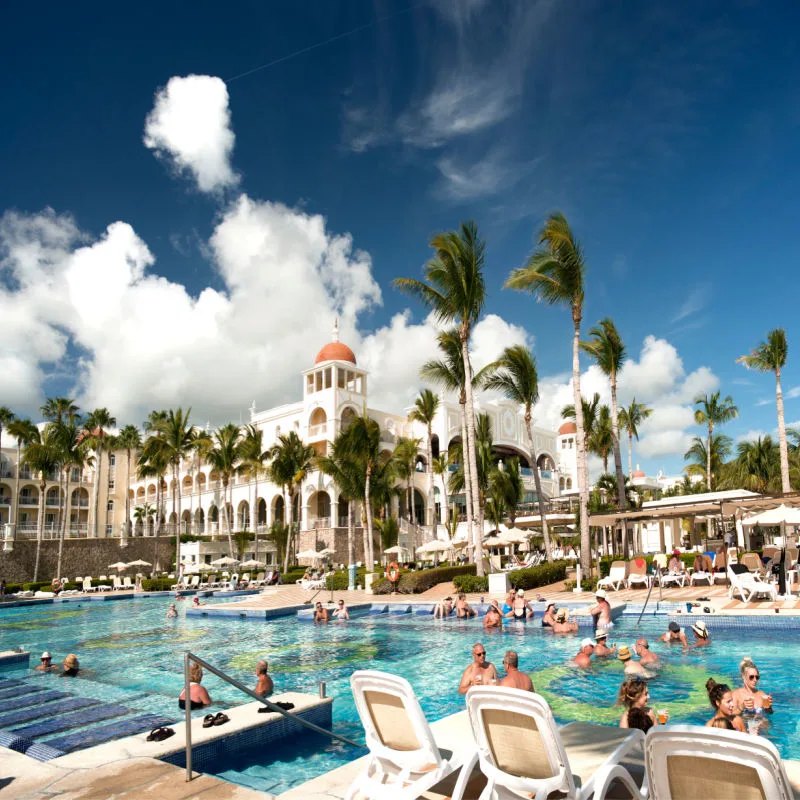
[212,712,230,726]
[147,726,176,742]
[202,714,216,728]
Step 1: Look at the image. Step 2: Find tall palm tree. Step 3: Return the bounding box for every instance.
[21,425,59,581]
[138,412,170,567]
[83,408,116,538]
[618,399,652,477]
[590,406,614,473]
[8,417,38,537]
[202,424,242,558]
[41,397,80,425]
[112,425,142,538]
[336,415,381,568]
[484,345,553,561]
[562,393,602,451]
[506,212,590,575]
[737,329,791,494]
[489,457,525,528]
[0,407,14,452]
[395,221,487,574]
[432,453,451,528]
[394,435,423,551]
[580,318,630,553]
[238,425,267,559]
[450,412,495,537]
[693,392,738,491]
[730,435,781,494]
[684,433,732,485]
[409,389,440,538]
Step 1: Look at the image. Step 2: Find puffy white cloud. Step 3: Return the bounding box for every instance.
[144,75,238,193]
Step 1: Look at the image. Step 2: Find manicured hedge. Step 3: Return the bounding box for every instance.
[142,578,175,592]
[507,560,569,591]
[453,574,489,593]
[372,564,476,595]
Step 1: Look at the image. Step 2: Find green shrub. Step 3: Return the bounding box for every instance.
[142,578,175,592]
[453,574,489,593]
[507,560,569,591]
[23,581,54,592]
[3,583,23,594]
[281,569,307,584]
[372,564,476,595]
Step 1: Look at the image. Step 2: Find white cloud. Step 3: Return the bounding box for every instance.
[144,75,238,193]
[434,149,537,202]
[786,386,800,400]
[671,283,709,324]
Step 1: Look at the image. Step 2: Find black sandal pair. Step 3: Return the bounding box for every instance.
[202,712,230,728]
[258,701,294,713]
[147,726,175,742]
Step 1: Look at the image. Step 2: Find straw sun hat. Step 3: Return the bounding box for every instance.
[63,654,79,670]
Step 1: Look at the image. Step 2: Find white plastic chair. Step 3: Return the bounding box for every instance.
[627,558,652,589]
[644,724,792,799]
[112,576,124,591]
[123,576,134,590]
[347,670,471,800]
[82,577,98,593]
[728,566,777,604]
[598,561,627,591]
[465,686,643,800]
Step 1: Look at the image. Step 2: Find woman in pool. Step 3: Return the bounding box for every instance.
[706,678,745,732]
[483,601,503,628]
[501,589,515,617]
[732,657,773,714]
[179,663,212,710]
[618,677,665,732]
[60,654,80,678]
[541,602,557,628]
[511,589,533,621]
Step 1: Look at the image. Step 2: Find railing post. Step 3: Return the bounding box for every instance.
[184,651,193,782]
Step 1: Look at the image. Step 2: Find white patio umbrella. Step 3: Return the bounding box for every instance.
[501,527,531,545]
[449,540,469,549]
[317,548,336,558]
[125,559,151,567]
[482,534,505,547]
[744,504,800,527]
[211,556,240,566]
[383,545,408,555]
[296,549,326,560]
[417,540,451,554]
[239,559,266,568]
[108,562,129,570]
[195,563,214,572]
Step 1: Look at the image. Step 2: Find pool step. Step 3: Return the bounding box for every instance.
[3,690,69,713]
[13,702,132,738]
[0,697,102,729]
[0,684,50,701]
[45,713,174,754]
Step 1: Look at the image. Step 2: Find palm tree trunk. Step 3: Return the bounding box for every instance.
[776,369,791,494]
[347,498,355,568]
[365,464,375,568]
[282,487,291,572]
[460,333,483,576]
[224,477,234,557]
[253,474,259,562]
[426,424,434,537]
[459,399,475,555]
[610,377,629,558]
[571,314,591,579]
[441,470,449,531]
[627,431,633,480]
[14,440,21,541]
[706,425,713,491]
[34,478,46,582]
[92,447,102,538]
[524,413,552,563]
[57,469,71,579]
[56,469,64,542]
[125,449,132,539]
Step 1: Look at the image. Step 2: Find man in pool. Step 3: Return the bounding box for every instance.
[659,620,687,646]
[35,652,58,672]
[551,608,578,634]
[618,645,649,677]
[313,602,329,623]
[483,600,503,628]
[500,650,533,692]
[166,603,177,618]
[458,642,498,693]
[255,660,274,697]
[593,630,616,657]
[573,638,594,668]
[589,589,613,629]
[634,638,659,667]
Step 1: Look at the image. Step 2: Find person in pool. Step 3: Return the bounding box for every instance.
[589,589,613,629]
[706,678,745,732]
[455,593,476,618]
[541,602,557,628]
[179,663,212,710]
[484,600,503,628]
[733,657,773,714]
[618,645,649,677]
[433,596,454,618]
[192,596,204,608]
[618,677,666,731]
[573,639,595,668]
[593,630,616,657]
[634,638,659,667]
[60,654,80,678]
[313,602,329,623]
[166,603,178,618]
[658,620,688,646]
[255,660,274,697]
[333,599,350,620]
[510,589,534,621]
[691,620,711,647]
[552,608,578,634]
[458,642,498,693]
[499,650,533,692]
[35,652,58,672]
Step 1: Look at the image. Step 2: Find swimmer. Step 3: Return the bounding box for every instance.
[593,630,617,657]
[589,589,613,629]
[618,644,649,677]
[433,596,454,618]
[552,608,579,634]
[333,599,350,620]
[483,600,503,628]
[499,650,533,692]
[573,638,594,668]
[690,620,711,647]
[166,603,178,618]
[618,677,665,731]
[706,678,745,732]
[458,643,498,693]
[658,620,688,646]
[732,657,773,714]
[510,589,534,621]
[541,602,557,628]
[455,593,476,618]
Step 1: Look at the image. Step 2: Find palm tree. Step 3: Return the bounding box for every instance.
[395,221,487,574]
[450,412,494,536]
[484,345,553,561]
[8,417,38,538]
[693,392,738,491]
[21,425,59,581]
[202,424,242,558]
[113,425,142,538]
[730,436,780,494]
[409,389,440,537]
[41,397,80,425]
[506,212,590,575]
[618,399,652,477]
[138,412,170,567]
[684,433,732,485]
[432,453,451,528]
[489,457,525,527]
[133,503,156,534]
[336,414,381,568]
[0,407,14,452]
[83,408,116,538]
[590,406,614,473]
[238,425,267,559]
[394,435,423,552]
[737,329,790,494]
[562,393,602,450]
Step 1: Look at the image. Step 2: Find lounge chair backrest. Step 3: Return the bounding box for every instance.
[653,554,669,570]
[609,560,627,577]
[82,577,92,591]
[763,547,778,562]
[113,576,122,588]
[646,725,791,800]
[628,558,647,576]
[123,576,133,587]
[241,573,250,583]
[351,670,442,771]
[466,686,574,796]
[742,553,762,572]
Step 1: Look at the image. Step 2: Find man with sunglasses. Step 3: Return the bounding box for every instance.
[35,651,58,672]
[458,642,498,694]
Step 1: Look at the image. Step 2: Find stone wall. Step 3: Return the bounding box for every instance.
[295,527,371,565]
[0,538,175,583]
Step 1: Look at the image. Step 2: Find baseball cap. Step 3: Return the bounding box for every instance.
[580,638,594,649]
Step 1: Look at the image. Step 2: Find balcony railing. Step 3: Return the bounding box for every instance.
[313,517,331,529]
[46,497,61,506]
[0,496,10,505]
[308,422,328,438]
[18,495,38,506]
[0,468,14,479]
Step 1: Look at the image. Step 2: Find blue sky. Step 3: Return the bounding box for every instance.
[1,0,799,475]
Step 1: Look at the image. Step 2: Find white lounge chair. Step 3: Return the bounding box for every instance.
[82,577,98,593]
[644,724,792,799]
[465,686,643,800]
[347,670,471,800]
[653,554,686,588]
[728,565,777,604]
[627,558,652,589]
[598,560,627,591]
[112,576,125,591]
[122,576,134,590]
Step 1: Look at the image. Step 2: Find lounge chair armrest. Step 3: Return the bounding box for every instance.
[590,762,647,800]
[449,748,480,800]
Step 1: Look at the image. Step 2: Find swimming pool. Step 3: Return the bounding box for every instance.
[1,597,798,794]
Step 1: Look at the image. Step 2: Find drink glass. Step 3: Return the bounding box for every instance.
[657,709,668,724]
[746,716,760,735]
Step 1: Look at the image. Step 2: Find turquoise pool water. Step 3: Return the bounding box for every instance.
[1,598,799,794]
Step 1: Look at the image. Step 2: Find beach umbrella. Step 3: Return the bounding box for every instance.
[743,504,800,526]
[211,556,240,566]
[108,562,129,570]
[296,549,326,560]
[449,540,469,549]
[421,540,451,553]
[383,545,407,555]
[239,559,266,568]
[195,563,214,572]
[501,527,531,545]
[125,559,151,567]
[317,548,336,557]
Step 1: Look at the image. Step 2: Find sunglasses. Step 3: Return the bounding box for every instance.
[747,674,760,681]
[474,651,486,657]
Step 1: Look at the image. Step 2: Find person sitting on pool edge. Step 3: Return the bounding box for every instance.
[658,620,687,646]
[255,660,274,697]
[691,620,711,647]
[313,602,329,623]
[499,650,533,692]
[618,676,666,732]
[433,596,454,618]
[551,608,578,634]
[61,654,80,678]
[541,601,557,628]
[573,638,595,668]
[35,651,58,672]
[455,593,476,618]
[589,589,613,629]
[593,630,616,657]
[483,600,503,628]
[706,677,745,732]
[732,657,773,714]
[179,663,212,710]
[458,642,498,693]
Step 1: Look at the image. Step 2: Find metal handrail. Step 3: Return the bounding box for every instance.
[182,651,360,782]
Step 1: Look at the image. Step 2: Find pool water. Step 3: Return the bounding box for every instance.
[1,598,798,794]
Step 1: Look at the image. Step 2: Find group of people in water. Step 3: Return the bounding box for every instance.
[34,651,80,677]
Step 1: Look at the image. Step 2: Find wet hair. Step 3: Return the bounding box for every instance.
[618,678,648,709]
[256,660,268,675]
[504,650,519,668]
[739,657,758,678]
[189,663,203,683]
[627,706,654,733]
[706,678,732,709]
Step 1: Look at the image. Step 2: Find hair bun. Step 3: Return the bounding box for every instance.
[705,678,718,692]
